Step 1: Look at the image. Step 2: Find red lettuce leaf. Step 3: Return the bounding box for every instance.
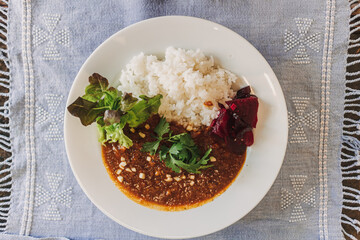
[67,97,103,126]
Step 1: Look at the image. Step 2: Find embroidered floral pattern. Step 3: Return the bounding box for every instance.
[288,97,318,143]
[35,173,72,221]
[281,175,316,222]
[36,93,64,141]
[284,18,321,64]
[33,14,70,60]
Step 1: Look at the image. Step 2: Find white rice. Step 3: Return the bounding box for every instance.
[117,47,240,127]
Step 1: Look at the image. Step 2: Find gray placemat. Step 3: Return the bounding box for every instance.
[0,0,355,239]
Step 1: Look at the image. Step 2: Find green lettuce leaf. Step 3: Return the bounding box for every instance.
[103,110,121,125]
[82,73,110,102]
[121,93,138,112]
[97,122,133,148]
[126,94,162,128]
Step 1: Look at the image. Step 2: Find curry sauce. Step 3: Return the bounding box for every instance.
[102,115,246,211]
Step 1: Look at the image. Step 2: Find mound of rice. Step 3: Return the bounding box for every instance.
[118,47,240,127]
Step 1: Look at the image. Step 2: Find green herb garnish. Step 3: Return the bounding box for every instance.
[142,117,170,155]
[67,73,162,148]
[142,117,213,173]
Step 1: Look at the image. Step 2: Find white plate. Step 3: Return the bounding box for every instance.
[64,16,288,239]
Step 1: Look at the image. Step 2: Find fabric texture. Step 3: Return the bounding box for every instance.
[0,0,352,239]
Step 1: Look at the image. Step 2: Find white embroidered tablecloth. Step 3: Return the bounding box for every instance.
[0,0,358,239]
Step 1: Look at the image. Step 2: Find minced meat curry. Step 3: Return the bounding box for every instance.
[102,115,246,211]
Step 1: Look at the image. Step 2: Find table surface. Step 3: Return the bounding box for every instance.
[0,1,358,239]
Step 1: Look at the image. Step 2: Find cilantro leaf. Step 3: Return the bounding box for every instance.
[169,142,182,155]
[166,154,182,173]
[142,141,161,155]
[142,117,213,173]
[159,145,169,161]
[168,133,188,142]
[154,117,170,138]
[141,117,170,155]
[163,133,212,173]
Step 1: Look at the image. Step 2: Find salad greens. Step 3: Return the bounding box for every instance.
[142,117,213,174]
[67,73,162,148]
[68,73,212,174]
